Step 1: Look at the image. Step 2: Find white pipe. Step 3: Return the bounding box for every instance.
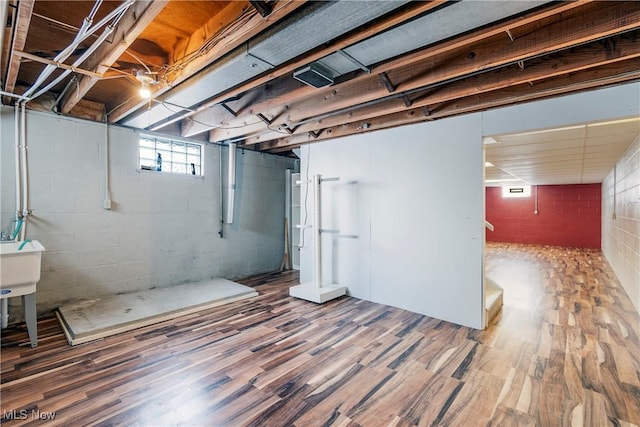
[612,165,617,220]
[20,102,28,241]
[31,24,115,100]
[312,174,322,288]
[1,299,8,329]
[226,143,236,224]
[103,121,111,209]
[1,90,30,101]
[218,144,224,237]
[23,0,133,98]
[14,105,21,229]
[22,17,92,98]
[0,0,8,80]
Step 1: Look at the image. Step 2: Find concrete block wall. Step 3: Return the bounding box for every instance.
[0,107,294,318]
[602,135,640,314]
[486,184,602,248]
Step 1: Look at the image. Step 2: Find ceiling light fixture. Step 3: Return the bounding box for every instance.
[139,81,151,99]
[136,70,156,99]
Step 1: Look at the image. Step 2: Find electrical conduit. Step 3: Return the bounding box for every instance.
[30,21,118,100]
[22,0,133,98]
[14,104,21,229]
[226,143,236,224]
[19,102,28,241]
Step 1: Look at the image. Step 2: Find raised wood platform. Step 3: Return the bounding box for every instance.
[56,278,258,345]
[2,244,639,426]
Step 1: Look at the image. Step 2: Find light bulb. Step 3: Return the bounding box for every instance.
[139,82,151,99]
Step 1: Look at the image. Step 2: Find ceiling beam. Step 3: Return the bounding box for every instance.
[205,2,600,141]
[12,50,103,78]
[240,32,640,146]
[3,0,35,100]
[282,2,640,125]
[228,1,640,144]
[255,60,640,153]
[176,0,448,137]
[108,0,308,124]
[59,0,169,114]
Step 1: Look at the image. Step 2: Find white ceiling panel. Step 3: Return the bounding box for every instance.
[485,117,639,185]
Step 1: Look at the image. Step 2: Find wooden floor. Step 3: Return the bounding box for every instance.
[1,243,639,426]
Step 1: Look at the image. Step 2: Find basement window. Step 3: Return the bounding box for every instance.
[502,185,531,198]
[139,136,202,176]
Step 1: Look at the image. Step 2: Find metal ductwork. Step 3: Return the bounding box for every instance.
[121,0,550,133]
[312,1,549,77]
[120,1,411,129]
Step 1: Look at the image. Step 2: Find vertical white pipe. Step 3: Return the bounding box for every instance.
[1,299,8,329]
[20,102,28,241]
[312,174,322,289]
[0,0,8,77]
[218,144,224,237]
[103,121,111,208]
[14,105,22,227]
[226,143,236,224]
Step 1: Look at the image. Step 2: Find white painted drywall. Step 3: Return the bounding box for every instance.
[300,114,485,329]
[298,82,640,330]
[482,83,640,136]
[0,107,294,317]
[602,135,640,315]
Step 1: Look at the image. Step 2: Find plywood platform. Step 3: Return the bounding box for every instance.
[56,278,258,345]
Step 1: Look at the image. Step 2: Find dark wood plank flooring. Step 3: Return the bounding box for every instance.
[1,243,639,426]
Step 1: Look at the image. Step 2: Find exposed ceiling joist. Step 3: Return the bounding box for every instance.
[178,0,448,137]
[107,0,308,123]
[201,0,594,143]
[239,31,640,147]
[1,0,639,164]
[59,0,169,114]
[254,59,640,153]
[209,1,640,146]
[3,0,35,99]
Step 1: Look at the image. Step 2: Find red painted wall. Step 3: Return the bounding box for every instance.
[486,184,601,248]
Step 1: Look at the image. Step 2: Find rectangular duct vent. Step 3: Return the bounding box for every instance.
[293,64,334,88]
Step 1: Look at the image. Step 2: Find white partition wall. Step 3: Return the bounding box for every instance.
[300,114,485,329]
[299,82,640,330]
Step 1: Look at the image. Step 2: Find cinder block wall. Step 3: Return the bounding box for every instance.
[0,107,294,318]
[486,184,602,248]
[602,135,640,314]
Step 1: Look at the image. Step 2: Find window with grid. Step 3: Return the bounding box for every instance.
[139,136,203,176]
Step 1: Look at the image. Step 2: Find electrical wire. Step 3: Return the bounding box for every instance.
[163,8,256,78]
[123,49,153,73]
